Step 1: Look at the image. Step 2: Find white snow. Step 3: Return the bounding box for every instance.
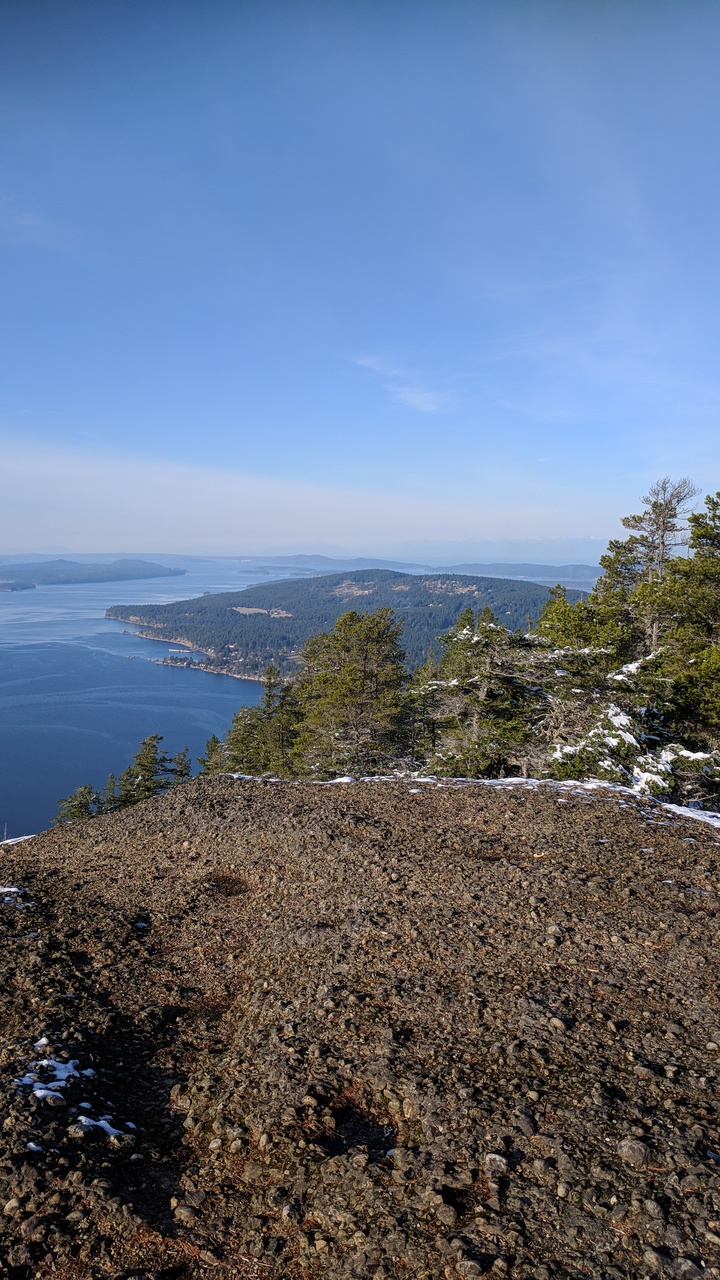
[606,704,639,745]
[608,656,655,682]
[75,1115,122,1138]
[16,1055,86,1100]
[0,886,20,894]
[659,801,720,831]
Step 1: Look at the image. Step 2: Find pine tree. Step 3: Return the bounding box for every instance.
[606,476,699,652]
[652,490,720,748]
[537,587,596,649]
[168,747,191,783]
[117,734,174,807]
[263,671,301,775]
[218,667,299,775]
[413,607,543,777]
[54,783,101,826]
[198,734,226,774]
[99,774,120,813]
[292,609,406,777]
[622,476,700,584]
[224,704,269,774]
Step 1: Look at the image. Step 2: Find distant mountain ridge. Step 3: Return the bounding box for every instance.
[0,558,186,592]
[445,562,600,589]
[107,567,585,677]
[242,554,600,591]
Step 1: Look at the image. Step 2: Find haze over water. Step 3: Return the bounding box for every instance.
[0,559,280,838]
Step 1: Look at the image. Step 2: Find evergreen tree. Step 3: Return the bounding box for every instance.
[650,490,720,748]
[622,476,700,584]
[168,746,192,783]
[198,734,226,774]
[413,607,547,777]
[224,704,269,774]
[117,734,177,807]
[221,667,300,775]
[54,783,102,826]
[537,587,596,649]
[99,773,120,814]
[292,609,406,777]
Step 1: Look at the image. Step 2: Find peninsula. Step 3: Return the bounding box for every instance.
[0,558,186,591]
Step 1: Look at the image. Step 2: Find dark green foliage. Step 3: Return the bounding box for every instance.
[537,586,597,648]
[54,734,190,825]
[198,734,226,774]
[410,608,535,777]
[292,610,406,777]
[54,783,103,826]
[107,570,583,677]
[220,666,301,776]
[100,774,120,814]
[117,735,173,806]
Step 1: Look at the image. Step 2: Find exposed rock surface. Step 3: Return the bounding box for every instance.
[1,776,720,1280]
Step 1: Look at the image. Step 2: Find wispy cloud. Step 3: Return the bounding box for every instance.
[391,386,448,413]
[354,354,451,414]
[0,197,62,250]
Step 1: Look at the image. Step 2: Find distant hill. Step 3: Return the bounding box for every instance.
[446,562,600,591]
[246,553,429,572]
[107,568,584,676]
[241,555,600,591]
[0,558,186,592]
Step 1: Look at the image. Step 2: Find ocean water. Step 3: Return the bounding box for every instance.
[0,558,292,839]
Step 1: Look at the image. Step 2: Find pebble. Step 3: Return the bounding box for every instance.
[617,1137,650,1167]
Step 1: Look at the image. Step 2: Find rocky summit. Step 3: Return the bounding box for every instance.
[1,777,720,1280]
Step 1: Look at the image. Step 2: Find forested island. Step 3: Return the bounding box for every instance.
[107,570,577,676]
[0,557,186,591]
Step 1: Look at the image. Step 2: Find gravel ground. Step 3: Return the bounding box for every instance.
[0,776,719,1280]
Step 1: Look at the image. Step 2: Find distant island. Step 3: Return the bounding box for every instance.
[240,554,601,592]
[106,568,583,677]
[0,558,186,592]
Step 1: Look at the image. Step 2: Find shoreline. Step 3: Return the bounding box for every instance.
[152,657,264,683]
[108,616,295,683]
[116,626,265,682]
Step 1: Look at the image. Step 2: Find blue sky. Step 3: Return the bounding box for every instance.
[2,1,719,560]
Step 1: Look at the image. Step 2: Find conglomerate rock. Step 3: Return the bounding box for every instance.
[0,776,719,1279]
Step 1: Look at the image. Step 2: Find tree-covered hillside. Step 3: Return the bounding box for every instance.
[197,479,720,806]
[107,570,580,675]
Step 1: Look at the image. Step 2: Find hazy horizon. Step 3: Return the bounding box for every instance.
[0,543,604,567]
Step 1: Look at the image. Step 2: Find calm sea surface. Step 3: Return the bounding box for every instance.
[0,558,289,838]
